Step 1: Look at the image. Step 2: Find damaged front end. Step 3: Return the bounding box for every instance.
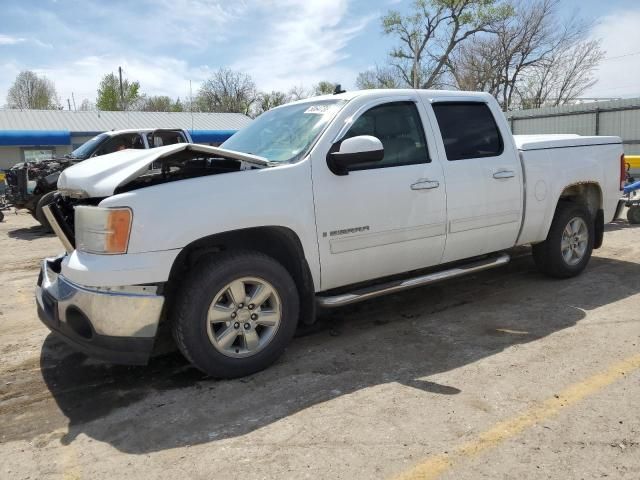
[5,158,76,211]
[48,144,271,252]
[57,143,272,199]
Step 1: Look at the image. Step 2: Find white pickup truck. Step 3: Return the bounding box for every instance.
[37,89,625,378]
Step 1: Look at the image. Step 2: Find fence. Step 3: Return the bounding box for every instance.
[505,98,640,156]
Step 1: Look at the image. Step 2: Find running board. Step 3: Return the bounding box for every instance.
[316,253,511,308]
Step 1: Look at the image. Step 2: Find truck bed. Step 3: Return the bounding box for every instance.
[514,134,622,151]
[515,134,623,247]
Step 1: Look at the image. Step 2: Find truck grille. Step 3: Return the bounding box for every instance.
[48,194,77,248]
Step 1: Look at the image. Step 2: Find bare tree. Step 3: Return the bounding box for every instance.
[6,70,60,109]
[78,99,96,111]
[449,38,505,94]
[519,39,604,108]
[381,0,513,89]
[196,68,257,115]
[356,66,404,89]
[255,91,290,116]
[449,0,604,110]
[288,85,308,101]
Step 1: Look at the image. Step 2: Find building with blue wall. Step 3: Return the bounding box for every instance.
[0,109,252,169]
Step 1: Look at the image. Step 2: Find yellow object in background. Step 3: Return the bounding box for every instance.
[0,172,5,182]
[626,155,640,169]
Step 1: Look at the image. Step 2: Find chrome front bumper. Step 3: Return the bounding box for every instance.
[36,256,165,364]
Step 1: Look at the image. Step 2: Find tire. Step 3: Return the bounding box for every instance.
[171,251,300,378]
[0,210,4,222]
[627,206,640,224]
[532,202,594,279]
[35,191,56,232]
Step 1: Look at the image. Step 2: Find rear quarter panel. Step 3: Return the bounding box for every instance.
[517,142,623,245]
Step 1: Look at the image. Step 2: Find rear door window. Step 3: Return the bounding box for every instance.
[148,130,187,147]
[432,102,503,160]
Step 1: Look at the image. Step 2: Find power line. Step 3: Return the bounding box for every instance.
[601,51,640,62]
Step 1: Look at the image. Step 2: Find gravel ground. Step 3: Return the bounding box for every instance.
[1,211,639,480]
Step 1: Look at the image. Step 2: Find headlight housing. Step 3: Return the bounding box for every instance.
[75,206,132,254]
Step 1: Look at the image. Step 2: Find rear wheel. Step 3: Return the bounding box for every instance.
[627,205,640,224]
[532,202,594,278]
[171,251,299,378]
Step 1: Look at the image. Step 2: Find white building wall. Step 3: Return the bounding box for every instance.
[0,145,71,170]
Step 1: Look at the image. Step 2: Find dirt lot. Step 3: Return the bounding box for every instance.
[1,211,639,480]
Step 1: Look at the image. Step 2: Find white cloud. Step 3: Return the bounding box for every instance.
[0,0,374,105]
[110,0,248,49]
[586,9,640,98]
[0,34,25,45]
[231,0,374,91]
[34,55,213,105]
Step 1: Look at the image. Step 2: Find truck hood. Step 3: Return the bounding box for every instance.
[57,143,271,198]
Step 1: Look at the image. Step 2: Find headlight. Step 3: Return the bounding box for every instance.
[75,206,132,254]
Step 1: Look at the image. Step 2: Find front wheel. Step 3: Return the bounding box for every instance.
[171,251,299,378]
[532,202,594,278]
[35,191,56,232]
[628,205,640,224]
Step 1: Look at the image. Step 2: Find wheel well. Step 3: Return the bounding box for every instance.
[558,183,602,217]
[557,182,604,249]
[166,226,316,325]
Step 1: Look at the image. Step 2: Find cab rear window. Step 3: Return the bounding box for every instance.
[432,102,503,160]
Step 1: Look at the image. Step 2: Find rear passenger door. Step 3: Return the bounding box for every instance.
[425,99,522,263]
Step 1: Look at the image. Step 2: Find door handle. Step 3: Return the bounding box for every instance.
[493,170,515,179]
[411,179,440,190]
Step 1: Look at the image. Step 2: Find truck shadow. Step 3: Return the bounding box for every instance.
[31,253,640,453]
[605,220,640,232]
[7,225,55,240]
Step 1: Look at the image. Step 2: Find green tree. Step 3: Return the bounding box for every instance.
[96,72,142,111]
[6,70,60,109]
[382,0,513,88]
[172,97,184,112]
[140,95,185,112]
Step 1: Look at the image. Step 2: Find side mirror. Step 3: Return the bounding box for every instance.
[327,135,384,175]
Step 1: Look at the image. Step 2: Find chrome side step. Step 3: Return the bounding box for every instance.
[316,253,511,308]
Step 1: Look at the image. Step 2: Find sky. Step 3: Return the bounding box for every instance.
[0,0,639,107]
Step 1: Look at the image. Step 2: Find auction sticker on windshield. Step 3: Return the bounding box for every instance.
[304,105,335,114]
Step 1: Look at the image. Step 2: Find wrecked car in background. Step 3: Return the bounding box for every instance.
[4,128,192,230]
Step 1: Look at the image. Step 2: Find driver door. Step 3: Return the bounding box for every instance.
[312,99,447,291]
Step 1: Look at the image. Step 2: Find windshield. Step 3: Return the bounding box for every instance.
[70,133,109,159]
[221,99,347,163]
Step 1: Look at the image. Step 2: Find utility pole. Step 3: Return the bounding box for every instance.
[189,80,194,131]
[118,66,124,108]
[67,98,71,110]
[71,92,77,111]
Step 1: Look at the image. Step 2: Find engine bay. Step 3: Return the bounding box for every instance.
[114,150,262,194]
